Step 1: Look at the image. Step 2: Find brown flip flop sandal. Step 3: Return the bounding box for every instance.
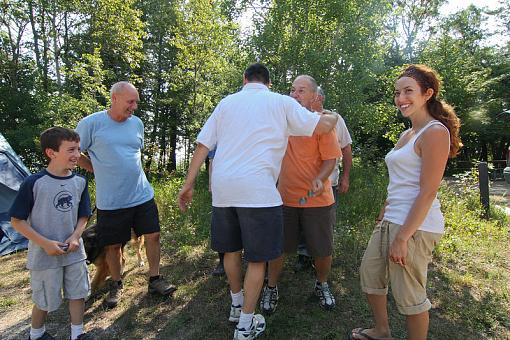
[348,328,393,340]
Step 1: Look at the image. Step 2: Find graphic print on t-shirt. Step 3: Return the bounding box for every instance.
[54,190,73,212]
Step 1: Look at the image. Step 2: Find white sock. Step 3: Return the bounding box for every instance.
[30,326,45,339]
[237,311,254,330]
[230,290,244,307]
[70,323,84,340]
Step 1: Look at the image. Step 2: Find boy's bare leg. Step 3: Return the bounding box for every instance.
[31,305,48,329]
[242,261,266,313]
[69,299,85,325]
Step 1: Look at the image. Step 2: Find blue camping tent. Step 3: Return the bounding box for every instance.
[0,133,29,255]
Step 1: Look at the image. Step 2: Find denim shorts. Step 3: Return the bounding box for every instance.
[211,206,283,262]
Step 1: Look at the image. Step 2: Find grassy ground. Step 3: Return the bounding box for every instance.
[1,161,509,339]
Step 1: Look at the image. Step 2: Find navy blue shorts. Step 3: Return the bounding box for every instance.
[211,206,283,262]
[97,198,160,247]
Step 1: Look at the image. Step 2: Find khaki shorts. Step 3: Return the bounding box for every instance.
[30,260,90,312]
[360,220,441,315]
[283,204,335,257]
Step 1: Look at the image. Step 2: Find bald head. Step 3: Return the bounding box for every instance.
[290,75,320,110]
[294,75,318,93]
[109,81,139,122]
[110,81,137,98]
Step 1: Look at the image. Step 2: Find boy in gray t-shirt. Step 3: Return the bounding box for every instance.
[9,127,92,340]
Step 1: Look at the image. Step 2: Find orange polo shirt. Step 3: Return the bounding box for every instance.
[278,129,341,207]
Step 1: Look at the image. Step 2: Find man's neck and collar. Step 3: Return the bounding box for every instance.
[106,108,129,123]
[242,77,270,91]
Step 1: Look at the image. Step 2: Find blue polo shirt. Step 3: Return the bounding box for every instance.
[76,111,154,210]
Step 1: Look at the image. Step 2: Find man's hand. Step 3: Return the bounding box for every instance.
[178,183,194,212]
[339,176,350,194]
[311,178,325,196]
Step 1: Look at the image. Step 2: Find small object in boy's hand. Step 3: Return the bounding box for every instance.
[60,243,69,251]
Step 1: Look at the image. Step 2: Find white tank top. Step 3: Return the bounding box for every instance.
[383,120,449,234]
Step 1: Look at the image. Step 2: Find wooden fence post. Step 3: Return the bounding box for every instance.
[478,162,490,219]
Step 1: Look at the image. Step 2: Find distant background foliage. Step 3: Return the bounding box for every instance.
[1,0,509,173]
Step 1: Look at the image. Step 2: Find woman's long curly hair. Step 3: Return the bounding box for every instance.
[398,64,462,158]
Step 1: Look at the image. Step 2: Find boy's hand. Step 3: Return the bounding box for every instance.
[65,235,81,252]
[42,240,67,256]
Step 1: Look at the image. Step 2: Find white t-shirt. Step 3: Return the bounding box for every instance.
[329,115,352,186]
[197,82,320,207]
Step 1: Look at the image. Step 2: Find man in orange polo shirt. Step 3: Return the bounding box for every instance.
[260,75,341,314]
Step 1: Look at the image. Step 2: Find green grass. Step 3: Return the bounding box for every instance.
[1,161,509,339]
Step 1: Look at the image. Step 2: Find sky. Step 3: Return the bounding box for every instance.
[441,0,507,46]
[442,0,501,13]
[239,0,507,46]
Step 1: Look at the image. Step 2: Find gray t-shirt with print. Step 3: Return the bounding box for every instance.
[9,169,91,270]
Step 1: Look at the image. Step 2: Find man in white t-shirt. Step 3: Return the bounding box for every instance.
[178,63,338,340]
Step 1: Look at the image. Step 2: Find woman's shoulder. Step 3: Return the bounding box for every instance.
[421,123,449,138]
[416,123,449,152]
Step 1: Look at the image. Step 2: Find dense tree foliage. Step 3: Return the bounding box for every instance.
[1,0,508,172]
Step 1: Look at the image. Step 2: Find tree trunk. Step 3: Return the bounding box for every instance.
[167,125,177,173]
[50,2,62,91]
[479,141,488,162]
[28,0,43,74]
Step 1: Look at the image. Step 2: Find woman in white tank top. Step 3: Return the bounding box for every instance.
[349,65,461,340]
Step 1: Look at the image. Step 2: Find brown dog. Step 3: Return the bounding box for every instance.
[83,225,144,292]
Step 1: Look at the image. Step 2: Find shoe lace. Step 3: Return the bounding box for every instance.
[262,287,275,306]
[319,284,334,304]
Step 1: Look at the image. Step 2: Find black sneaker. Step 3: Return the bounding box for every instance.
[212,262,225,276]
[259,285,278,314]
[29,332,55,340]
[104,280,122,308]
[294,254,312,272]
[148,276,177,296]
[75,333,94,340]
[315,281,335,310]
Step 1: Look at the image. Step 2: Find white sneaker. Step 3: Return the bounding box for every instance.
[229,304,242,322]
[233,314,266,340]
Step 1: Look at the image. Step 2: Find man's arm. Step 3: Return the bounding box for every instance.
[178,143,210,211]
[339,144,353,193]
[77,154,94,173]
[208,157,213,192]
[313,110,338,135]
[311,159,337,195]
